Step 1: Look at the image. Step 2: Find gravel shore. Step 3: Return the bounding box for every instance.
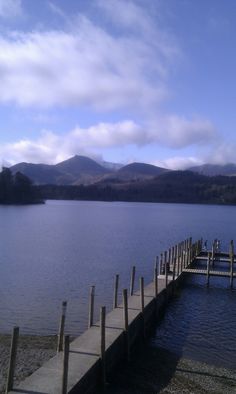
[0,334,57,394]
[102,345,236,394]
[1,335,235,393]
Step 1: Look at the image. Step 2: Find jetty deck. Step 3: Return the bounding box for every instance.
[6,237,235,393]
[8,279,170,394]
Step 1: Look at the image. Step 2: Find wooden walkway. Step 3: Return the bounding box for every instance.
[5,237,235,394]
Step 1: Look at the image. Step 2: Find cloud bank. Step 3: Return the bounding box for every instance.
[0,0,224,169]
[0,115,217,166]
[0,0,178,111]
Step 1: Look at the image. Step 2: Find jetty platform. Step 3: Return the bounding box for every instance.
[6,238,235,393]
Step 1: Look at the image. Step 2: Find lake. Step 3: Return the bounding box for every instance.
[0,200,236,367]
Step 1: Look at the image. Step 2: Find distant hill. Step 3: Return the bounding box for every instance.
[96,162,169,185]
[188,163,236,177]
[11,162,63,184]
[38,170,236,205]
[10,156,169,186]
[55,155,110,185]
[11,155,112,185]
[118,162,168,177]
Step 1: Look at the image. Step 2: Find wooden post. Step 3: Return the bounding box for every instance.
[230,240,234,259]
[113,274,119,308]
[211,242,215,268]
[206,252,210,287]
[6,326,19,393]
[140,277,145,338]
[130,266,136,296]
[154,257,158,297]
[100,306,106,387]
[230,240,234,289]
[62,335,70,394]
[181,250,184,272]
[176,245,180,276]
[164,250,167,267]
[88,285,95,328]
[165,259,168,288]
[140,277,144,313]
[172,255,176,281]
[123,289,130,361]
[230,254,234,289]
[57,301,67,352]
[160,253,163,275]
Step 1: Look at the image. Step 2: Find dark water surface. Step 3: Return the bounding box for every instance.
[152,273,236,370]
[0,200,236,367]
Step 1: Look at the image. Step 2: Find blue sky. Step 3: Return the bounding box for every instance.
[0,0,235,168]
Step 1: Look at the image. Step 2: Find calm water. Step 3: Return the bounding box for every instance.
[0,200,236,367]
[152,273,236,370]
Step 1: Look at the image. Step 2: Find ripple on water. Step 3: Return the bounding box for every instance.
[152,274,236,370]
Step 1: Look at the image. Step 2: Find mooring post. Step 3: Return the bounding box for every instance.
[176,245,180,276]
[123,289,130,361]
[211,242,215,268]
[113,274,119,308]
[160,253,163,275]
[62,335,70,394]
[206,252,210,287]
[130,266,136,296]
[140,277,145,338]
[165,259,168,288]
[230,240,234,289]
[230,240,234,259]
[180,250,184,273]
[57,301,67,352]
[88,285,95,328]
[172,254,176,281]
[154,256,158,297]
[100,306,106,387]
[6,326,19,393]
[140,277,144,313]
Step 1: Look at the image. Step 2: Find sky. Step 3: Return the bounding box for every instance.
[0,0,235,169]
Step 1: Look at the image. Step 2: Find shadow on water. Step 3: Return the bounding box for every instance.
[101,273,236,393]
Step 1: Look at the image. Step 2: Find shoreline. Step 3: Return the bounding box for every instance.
[0,334,57,394]
[101,345,236,394]
[1,334,235,393]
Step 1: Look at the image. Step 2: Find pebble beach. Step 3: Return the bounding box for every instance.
[1,335,235,393]
[0,334,57,394]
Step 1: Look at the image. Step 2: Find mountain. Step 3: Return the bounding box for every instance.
[55,155,111,184]
[118,162,168,177]
[11,155,111,185]
[10,162,62,185]
[96,162,169,185]
[10,156,169,186]
[188,163,236,177]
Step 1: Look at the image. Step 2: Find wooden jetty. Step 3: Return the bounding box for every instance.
[5,237,235,394]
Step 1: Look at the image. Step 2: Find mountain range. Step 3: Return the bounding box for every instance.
[10,155,236,186]
[10,155,169,185]
[8,155,236,205]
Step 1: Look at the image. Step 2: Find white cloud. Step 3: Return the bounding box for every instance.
[0,114,218,166]
[150,115,217,148]
[153,156,204,170]
[0,1,178,110]
[0,0,22,18]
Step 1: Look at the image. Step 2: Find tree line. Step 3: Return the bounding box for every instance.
[0,167,43,204]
